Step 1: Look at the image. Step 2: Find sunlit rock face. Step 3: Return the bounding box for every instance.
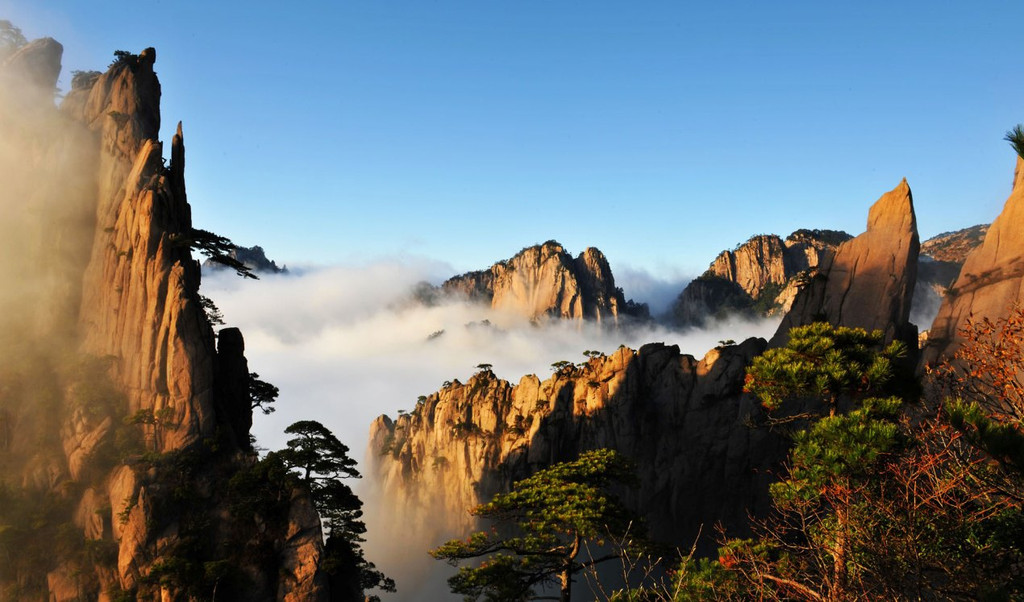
[771,179,920,348]
[0,40,330,601]
[923,160,1024,364]
[369,338,787,552]
[670,230,849,327]
[442,241,630,324]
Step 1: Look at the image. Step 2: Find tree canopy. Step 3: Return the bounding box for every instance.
[652,321,1024,601]
[432,449,643,602]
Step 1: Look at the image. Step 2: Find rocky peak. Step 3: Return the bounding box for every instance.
[708,234,789,297]
[442,240,630,323]
[920,224,988,263]
[670,229,849,327]
[0,40,330,600]
[771,179,919,347]
[923,158,1024,363]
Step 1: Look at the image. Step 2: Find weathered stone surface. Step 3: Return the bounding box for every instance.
[369,339,785,552]
[708,234,790,296]
[442,241,629,323]
[771,180,919,347]
[0,40,331,600]
[923,160,1024,363]
[920,224,988,263]
[671,230,848,326]
[278,492,330,602]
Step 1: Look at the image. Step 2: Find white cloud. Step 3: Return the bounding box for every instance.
[203,261,778,465]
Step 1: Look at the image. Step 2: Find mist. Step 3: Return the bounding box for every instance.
[202,261,778,462]
[201,259,781,600]
[613,265,693,317]
[0,38,98,348]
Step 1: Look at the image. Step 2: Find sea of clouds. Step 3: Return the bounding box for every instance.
[201,258,782,600]
[201,259,781,464]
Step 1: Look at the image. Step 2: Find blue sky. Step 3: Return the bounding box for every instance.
[5,1,1023,280]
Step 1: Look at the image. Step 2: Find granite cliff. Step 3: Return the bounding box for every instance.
[923,160,1024,363]
[670,215,981,333]
[369,184,924,559]
[669,229,851,326]
[370,338,783,552]
[0,40,335,601]
[771,179,919,347]
[441,241,648,324]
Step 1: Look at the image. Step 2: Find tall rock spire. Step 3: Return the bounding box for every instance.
[771,179,920,347]
[922,158,1024,364]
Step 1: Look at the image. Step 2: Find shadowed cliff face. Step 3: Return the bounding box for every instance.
[0,40,329,601]
[368,339,786,570]
[670,230,851,327]
[923,159,1024,364]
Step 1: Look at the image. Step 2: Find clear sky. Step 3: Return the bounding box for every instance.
[4,1,1023,279]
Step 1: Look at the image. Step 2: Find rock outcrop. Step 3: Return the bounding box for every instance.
[923,161,1024,363]
[204,244,288,274]
[770,180,920,347]
[0,42,331,601]
[441,241,643,324]
[670,230,851,326]
[369,339,787,552]
[920,224,988,264]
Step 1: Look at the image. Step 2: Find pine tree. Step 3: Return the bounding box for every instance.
[431,449,644,602]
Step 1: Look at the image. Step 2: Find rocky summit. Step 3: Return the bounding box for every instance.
[669,229,850,326]
[0,41,333,601]
[441,240,647,324]
[771,179,920,347]
[369,338,784,553]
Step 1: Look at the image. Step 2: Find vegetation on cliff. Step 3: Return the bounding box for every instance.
[649,319,1024,600]
[431,449,643,602]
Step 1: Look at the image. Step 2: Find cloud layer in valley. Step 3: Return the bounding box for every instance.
[202,259,781,600]
[202,260,779,463]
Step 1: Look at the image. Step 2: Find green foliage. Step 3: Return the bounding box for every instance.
[751,281,783,315]
[70,69,102,90]
[277,420,394,596]
[770,396,902,507]
[551,360,572,372]
[280,420,359,484]
[946,399,1024,472]
[703,323,910,599]
[1005,124,1024,160]
[431,449,644,601]
[745,322,907,413]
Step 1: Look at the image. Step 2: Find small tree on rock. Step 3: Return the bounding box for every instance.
[278,420,394,599]
[431,448,645,602]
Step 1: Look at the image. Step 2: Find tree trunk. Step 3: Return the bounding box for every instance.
[832,491,849,601]
[560,534,581,602]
